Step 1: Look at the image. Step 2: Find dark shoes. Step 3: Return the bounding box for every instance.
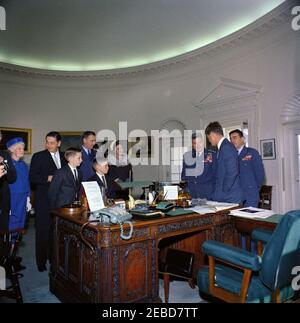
[12,256,26,272]
[37,265,47,272]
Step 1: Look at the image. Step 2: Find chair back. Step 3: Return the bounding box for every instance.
[261,210,300,290]
[258,185,272,210]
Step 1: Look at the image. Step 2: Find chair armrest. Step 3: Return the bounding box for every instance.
[251,229,273,244]
[202,240,261,271]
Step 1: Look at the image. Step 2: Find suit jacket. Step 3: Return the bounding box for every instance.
[29,150,66,213]
[80,147,97,181]
[238,146,265,206]
[48,165,83,209]
[213,138,244,204]
[88,173,116,199]
[0,150,17,231]
[181,148,217,199]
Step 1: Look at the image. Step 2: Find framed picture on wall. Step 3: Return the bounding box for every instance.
[260,138,276,160]
[0,127,32,154]
[60,131,83,152]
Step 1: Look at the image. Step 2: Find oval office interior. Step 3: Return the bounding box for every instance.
[0,0,300,305]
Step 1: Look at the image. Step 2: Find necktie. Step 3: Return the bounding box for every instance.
[88,150,93,161]
[74,169,79,185]
[53,153,60,169]
[101,175,107,189]
[73,169,79,200]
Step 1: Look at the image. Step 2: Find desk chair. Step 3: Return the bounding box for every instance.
[197,210,300,303]
[258,185,272,210]
[0,230,24,303]
[159,248,195,303]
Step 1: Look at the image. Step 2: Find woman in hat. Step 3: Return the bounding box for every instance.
[6,137,31,231]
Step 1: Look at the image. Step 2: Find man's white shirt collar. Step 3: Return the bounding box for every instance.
[68,164,77,173]
[82,146,89,155]
[217,137,226,150]
[238,145,245,155]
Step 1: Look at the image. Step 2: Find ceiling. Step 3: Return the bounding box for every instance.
[0,0,285,71]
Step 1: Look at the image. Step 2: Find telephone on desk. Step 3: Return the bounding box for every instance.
[155,201,175,212]
[89,206,132,224]
[88,206,133,240]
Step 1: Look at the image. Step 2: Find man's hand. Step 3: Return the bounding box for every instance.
[0,165,6,178]
[47,175,53,182]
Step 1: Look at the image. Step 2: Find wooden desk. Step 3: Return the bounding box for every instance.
[49,209,235,303]
[234,214,282,250]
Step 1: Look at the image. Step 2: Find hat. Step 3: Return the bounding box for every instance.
[6,137,24,149]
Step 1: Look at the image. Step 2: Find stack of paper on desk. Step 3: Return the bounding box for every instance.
[185,206,217,214]
[230,207,275,218]
[206,201,240,211]
[186,202,239,214]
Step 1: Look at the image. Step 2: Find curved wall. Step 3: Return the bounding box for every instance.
[0,2,299,212]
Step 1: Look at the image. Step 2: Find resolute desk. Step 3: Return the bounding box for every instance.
[49,208,237,303]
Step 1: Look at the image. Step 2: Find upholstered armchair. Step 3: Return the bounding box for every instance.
[197,210,300,303]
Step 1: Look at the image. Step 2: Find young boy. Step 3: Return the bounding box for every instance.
[49,147,83,209]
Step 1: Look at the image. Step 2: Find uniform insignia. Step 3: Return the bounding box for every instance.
[242,154,252,161]
[204,154,213,163]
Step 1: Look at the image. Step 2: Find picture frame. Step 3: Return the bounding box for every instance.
[260,138,276,160]
[60,131,83,152]
[0,127,32,154]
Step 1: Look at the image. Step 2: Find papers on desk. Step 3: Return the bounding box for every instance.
[185,201,239,214]
[163,185,178,200]
[82,181,105,212]
[206,201,240,211]
[230,207,275,219]
[185,206,216,214]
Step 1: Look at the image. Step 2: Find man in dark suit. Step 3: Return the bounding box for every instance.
[49,148,83,209]
[0,131,17,262]
[80,131,97,181]
[29,131,66,272]
[230,129,265,207]
[205,122,244,204]
[181,133,217,200]
[88,157,116,200]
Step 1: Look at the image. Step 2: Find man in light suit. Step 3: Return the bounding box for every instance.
[30,131,66,272]
[49,148,83,209]
[205,122,244,204]
[80,131,97,181]
[181,133,217,200]
[229,129,265,207]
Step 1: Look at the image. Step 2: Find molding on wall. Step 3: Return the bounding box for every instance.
[192,77,262,149]
[281,90,300,124]
[192,77,262,117]
[0,1,295,80]
[160,118,187,132]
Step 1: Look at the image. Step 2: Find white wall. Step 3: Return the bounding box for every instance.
[1,16,299,213]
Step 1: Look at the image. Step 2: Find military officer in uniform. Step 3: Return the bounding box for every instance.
[181,133,217,200]
[229,129,265,207]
